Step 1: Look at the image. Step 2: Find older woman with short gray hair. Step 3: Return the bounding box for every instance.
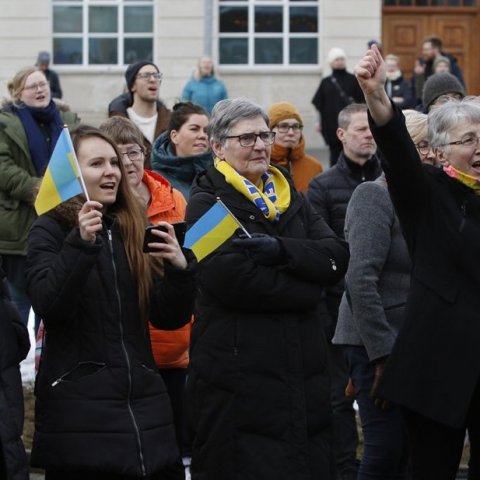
[355,45,480,480]
[185,97,350,480]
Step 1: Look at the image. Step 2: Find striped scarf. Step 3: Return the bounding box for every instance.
[443,164,480,195]
[214,158,291,222]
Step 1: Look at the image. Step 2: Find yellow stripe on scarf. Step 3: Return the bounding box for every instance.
[214,157,291,221]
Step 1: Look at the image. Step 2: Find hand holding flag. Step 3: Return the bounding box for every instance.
[184,199,249,262]
[34,127,87,215]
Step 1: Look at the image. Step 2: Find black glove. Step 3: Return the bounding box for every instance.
[232,233,285,266]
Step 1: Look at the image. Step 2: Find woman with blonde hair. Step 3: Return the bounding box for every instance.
[26,125,196,479]
[181,56,228,114]
[403,109,436,165]
[0,66,78,328]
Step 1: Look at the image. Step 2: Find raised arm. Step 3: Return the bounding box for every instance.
[354,45,393,127]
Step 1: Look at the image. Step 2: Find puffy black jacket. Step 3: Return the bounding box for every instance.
[307,153,382,334]
[25,204,196,476]
[307,153,382,239]
[185,166,349,480]
[0,260,30,480]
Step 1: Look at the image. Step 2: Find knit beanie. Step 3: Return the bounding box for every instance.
[327,47,346,66]
[268,102,303,128]
[422,72,465,111]
[125,61,159,92]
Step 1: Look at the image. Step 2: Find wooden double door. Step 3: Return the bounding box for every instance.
[382,4,480,94]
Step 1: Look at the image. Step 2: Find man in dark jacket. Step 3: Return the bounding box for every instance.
[108,61,171,160]
[36,51,63,99]
[307,103,382,480]
[312,47,364,167]
[0,257,30,480]
[412,35,466,105]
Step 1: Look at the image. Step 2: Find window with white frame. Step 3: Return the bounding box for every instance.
[218,0,319,66]
[52,0,154,66]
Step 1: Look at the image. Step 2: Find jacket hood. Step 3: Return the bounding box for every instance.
[151,131,213,184]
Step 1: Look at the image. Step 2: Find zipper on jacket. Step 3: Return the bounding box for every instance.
[459,200,467,232]
[329,258,337,271]
[107,228,147,477]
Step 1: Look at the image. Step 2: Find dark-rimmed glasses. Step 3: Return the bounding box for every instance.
[121,148,145,162]
[136,72,163,82]
[225,131,276,147]
[441,134,480,149]
[276,122,303,133]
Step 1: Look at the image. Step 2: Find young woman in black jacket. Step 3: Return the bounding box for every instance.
[26,126,196,479]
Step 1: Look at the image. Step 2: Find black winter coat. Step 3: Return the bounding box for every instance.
[0,261,30,480]
[25,204,196,476]
[307,154,382,334]
[185,167,350,480]
[311,69,364,146]
[372,103,480,428]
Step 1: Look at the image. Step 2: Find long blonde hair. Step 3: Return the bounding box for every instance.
[70,125,163,324]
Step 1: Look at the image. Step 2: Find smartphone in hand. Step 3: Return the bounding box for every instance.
[142,222,187,253]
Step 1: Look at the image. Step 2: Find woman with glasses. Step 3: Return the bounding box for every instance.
[403,109,437,166]
[151,102,212,199]
[355,45,480,480]
[332,109,436,479]
[100,115,188,480]
[267,101,323,192]
[185,97,350,480]
[0,66,78,328]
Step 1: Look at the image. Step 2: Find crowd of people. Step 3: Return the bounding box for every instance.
[0,37,478,480]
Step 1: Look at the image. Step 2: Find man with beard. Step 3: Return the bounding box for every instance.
[413,36,465,106]
[109,61,171,161]
[307,103,382,480]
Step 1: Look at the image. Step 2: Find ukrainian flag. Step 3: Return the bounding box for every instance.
[184,201,239,261]
[34,128,83,215]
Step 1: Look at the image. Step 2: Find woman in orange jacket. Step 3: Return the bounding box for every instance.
[100,116,191,480]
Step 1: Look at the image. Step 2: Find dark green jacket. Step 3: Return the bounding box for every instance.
[0,107,77,255]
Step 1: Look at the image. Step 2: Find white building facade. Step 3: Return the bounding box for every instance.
[0,0,381,149]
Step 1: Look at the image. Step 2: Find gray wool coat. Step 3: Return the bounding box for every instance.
[333,175,411,361]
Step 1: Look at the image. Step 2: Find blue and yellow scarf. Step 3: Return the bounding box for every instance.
[214,158,291,222]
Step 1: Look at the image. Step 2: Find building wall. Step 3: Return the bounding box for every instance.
[0,0,381,149]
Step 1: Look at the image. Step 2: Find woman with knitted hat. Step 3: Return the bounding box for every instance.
[312,47,365,166]
[185,97,349,479]
[268,101,323,192]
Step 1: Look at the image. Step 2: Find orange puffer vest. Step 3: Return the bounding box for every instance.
[144,170,192,369]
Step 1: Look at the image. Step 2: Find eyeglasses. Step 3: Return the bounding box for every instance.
[23,81,49,92]
[441,134,480,149]
[276,122,303,133]
[225,131,276,147]
[121,148,144,162]
[136,72,163,82]
[415,141,433,155]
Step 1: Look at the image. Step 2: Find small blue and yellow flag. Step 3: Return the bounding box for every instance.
[184,201,240,261]
[34,128,83,215]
